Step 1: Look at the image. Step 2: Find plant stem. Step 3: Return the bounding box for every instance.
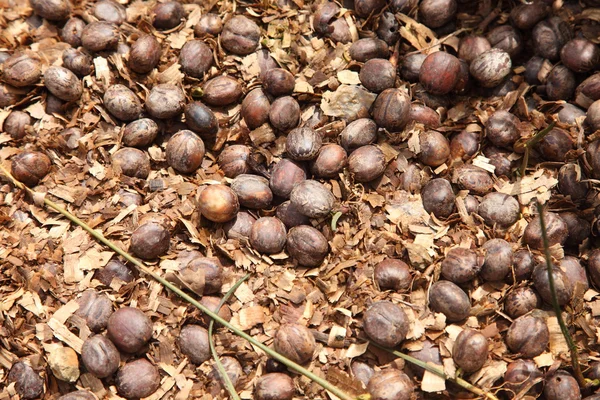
[536,203,585,387]
[519,121,556,176]
[208,274,250,400]
[370,342,500,400]
[0,164,358,400]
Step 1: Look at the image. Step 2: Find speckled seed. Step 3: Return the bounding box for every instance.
[290,180,335,218]
[286,127,322,161]
[286,225,329,267]
[180,40,213,78]
[93,0,126,24]
[429,280,470,322]
[485,111,520,149]
[81,22,119,52]
[453,164,493,195]
[145,84,186,119]
[363,301,408,347]
[506,315,549,358]
[276,201,309,228]
[166,130,205,174]
[203,75,243,106]
[123,118,159,148]
[254,373,295,400]
[470,48,512,88]
[340,118,377,151]
[2,53,42,87]
[129,35,161,74]
[221,15,261,55]
[44,66,82,101]
[348,145,387,183]
[30,0,71,20]
[453,329,488,373]
[8,362,44,400]
[441,247,481,284]
[103,84,142,121]
[532,263,573,306]
[504,287,540,318]
[478,192,520,227]
[274,324,316,364]
[231,174,273,209]
[250,217,287,254]
[367,369,414,400]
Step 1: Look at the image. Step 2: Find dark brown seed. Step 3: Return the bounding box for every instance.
[218,145,251,178]
[81,22,119,52]
[409,104,441,128]
[453,164,493,195]
[484,146,513,176]
[276,201,309,228]
[180,40,213,78]
[340,118,377,151]
[198,184,240,223]
[327,19,350,43]
[545,65,576,101]
[407,340,442,378]
[263,68,295,97]
[367,369,414,400]
[532,262,573,306]
[202,75,242,107]
[129,35,161,74]
[561,256,589,292]
[255,373,295,400]
[269,96,300,131]
[504,287,540,318]
[57,390,97,400]
[561,38,600,73]
[195,13,223,36]
[487,25,523,58]
[166,130,205,174]
[146,84,185,119]
[313,2,339,35]
[81,335,120,378]
[0,83,21,107]
[506,315,549,358]
[422,178,455,218]
[107,307,152,353]
[470,48,512,88]
[453,329,488,373]
[485,110,520,149]
[311,144,347,178]
[94,259,134,286]
[504,359,543,396]
[44,66,82,101]
[348,145,386,182]
[354,0,385,17]
[560,212,591,248]
[481,239,513,282]
[419,0,457,28]
[512,249,535,282]
[183,102,218,136]
[349,38,389,62]
[3,53,42,87]
[558,104,585,125]
[575,73,600,109]
[419,130,450,167]
[182,257,223,295]
[4,111,32,139]
[537,127,573,162]
[210,356,244,389]
[93,0,126,24]
[510,2,548,30]
[441,247,481,284]
[61,17,86,47]
[359,59,396,93]
[11,151,51,187]
[458,36,491,64]
[241,88,271,129]
[464,195,479,214]
[178,325,210,364]
[231,174,273,209]
[130,222,170,260]
[544,371,581,400]
[223,211,256,239]
[450,130,479,160]
[152,1,185,29]
[558,163,588,201]
[374,259,411,291]
[478,192,520,228]
[221,16,261,55]
[30,0,70,21]
[290,180,335,218]
[103,84,141,121]
[429,280,470,322]
[123,118,159,148]
[76,290,113,333]
[399,164,424,193]
[523,212,568,249]
[274,324,316,364]
[532,17,572,61]
[588,100,600,132]
[8,362,44,399]
[286,225,329,267]
[286,127,322,161]
[112,148,151,179]
[270,159,306,199]
[400,53,426,82]
[116,359,160,399]
[62,48,93,77]
[589,250,600,288]
[419,52,461,95]
[372,88,411,132]
[250,217,287,254]
[376,12,400,45]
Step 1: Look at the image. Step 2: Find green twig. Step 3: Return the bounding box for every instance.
[519,121,556,176]
[0,164,358,400]
[370,342,500,400]
[208,274,250,400]
[536,203,585,387]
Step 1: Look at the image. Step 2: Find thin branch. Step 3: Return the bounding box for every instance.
[0,164,358,400]
[208,274,250,400]
[536,203,585,387]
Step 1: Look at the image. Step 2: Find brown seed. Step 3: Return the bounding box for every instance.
[589,249,600,288]
[61,17,86,47]
[478,192,520,228]
[453,329,488,373]
[470,48,512,88]
[269,96,300,131]
[221,15,261,55]
[545,65,576,101]
[180,40,213,78]
[62,48,93,77]
[3,53,42,87]
[112,147,151,179]
[504,287,540,319]
[218,145,251,178]
[94,259,134,286]
[351,361,374,387]
[263,68,295,97]
[166,130,205,174]
[340,118,377,151]
[313,2,339,35]
[81,22,119,52]
[231,174,273,209]
[450,130,479,161]
[255,373,295,400]
[276,201,309,228]
[241,88,271,130]
[130,222,170,260]
[129,35,161,74]
[575,73,600,109]
[274,324,316,364]
[286,127,322,161]
[76,289,113,333]
[349,38,389,62]
[286,225,329,267]
[290,180,335,218]
[537,127,573,161]
[198,184,240,223]
[400,53,426,82]
[512,249,535,282]
[506,315,549,358]
[270,159,306,199]
[348,145,386,183]
[441,247,481,284]
[250,217,287,254]
[363,301,408,347]
[202,75,243,106]
[523,212,568,249]
[44,66,82,101]
[310,144,347,178]
[453,164,493,195]
[421,178,455,218]
[458,36,491,64]
[407,340,442,378]
[178,325,210,364]
[93,0,126,24]
[532,262,573,306]
[367,369,414,400]
[4,110,32,139]
[8,362,44,400]
[419,52,461,95]
[152,1,185,29]
[81,335,120,378]
[107,307,153,353]
[483,146,513,176]
[481,239,513,282]
[146,84,185,119]
[558,163,589,201]
[532,17,572,61]
[504,359,543,396]
[377,11,400,45]
[359,59,396,93]
[561,38,600,73]
[0,83,21,108]
[544,371,581,400]
[185,101,218,136]
[372,88,411,132]
[399,164,423,193]
[30,0,71,21]
[209,356,244,389]
[103,84,141,121]
[419,0,457,28]
[485,110,520,149]
[558,103,586,124]
[116,359,160,399]
[429,280,470,321]
[419,130,450,167]
[11,151,51,187]
[182,257,223,295]
[195,13,223,36]
[199,296,232,324]
[123,118,159,148]
[57,390,98,400]
[409,104,441,128]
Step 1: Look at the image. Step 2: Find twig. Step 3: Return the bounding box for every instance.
[0,164,359,400]
[519,121,556,176]
[536,203,585,387]
[370,342,500,400]
[208,274,250,400]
